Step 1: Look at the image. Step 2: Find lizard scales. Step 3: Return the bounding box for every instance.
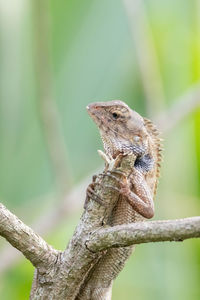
[76,100,162,300]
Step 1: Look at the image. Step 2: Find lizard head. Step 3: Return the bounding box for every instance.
[87,100,149,158]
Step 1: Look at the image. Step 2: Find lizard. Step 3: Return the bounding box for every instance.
[76,100,162,300]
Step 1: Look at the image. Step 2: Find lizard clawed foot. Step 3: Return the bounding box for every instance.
[96,179,131,198]
[105,170,126,182]
[84,183,106,209]
[118,181,131,198]
[97,182,121,193]
[100,176,131,198]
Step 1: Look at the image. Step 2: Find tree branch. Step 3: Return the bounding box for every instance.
[0,170,94,272]
[0,203,59,269]
[86,216,200,252]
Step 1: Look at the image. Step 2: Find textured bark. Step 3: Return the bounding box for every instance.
[87,216,200,251]
[29,154,136,299]
[76,154,142,300]
[0,166,199,299]
[0,204,59,269]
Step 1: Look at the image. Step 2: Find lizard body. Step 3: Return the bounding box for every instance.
[76,100,162,300]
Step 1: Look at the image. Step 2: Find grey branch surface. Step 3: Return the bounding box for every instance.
[0,152,199,298]
[0,203,59,269]
[86,217,200,252]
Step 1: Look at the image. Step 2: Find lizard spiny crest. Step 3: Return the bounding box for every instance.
[143,117,163,197]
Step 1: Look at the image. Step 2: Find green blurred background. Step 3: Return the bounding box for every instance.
[0,0,200,299]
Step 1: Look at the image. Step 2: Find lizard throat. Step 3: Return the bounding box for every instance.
[100,132,145,159]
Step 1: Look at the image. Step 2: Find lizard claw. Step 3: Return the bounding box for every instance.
[107,170,126,178]
[99,182,131,199]
[98,170,131,198]
[84,183,106,208]
[119,185,131,198]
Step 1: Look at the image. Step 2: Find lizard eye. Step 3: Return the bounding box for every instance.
[133,135,140,142]
[112,112,119,119]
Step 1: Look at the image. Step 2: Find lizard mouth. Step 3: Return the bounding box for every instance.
[86,104,103,126]
[86,103,96,118]
[86,102,107,116]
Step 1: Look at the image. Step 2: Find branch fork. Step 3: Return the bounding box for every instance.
[0,153,199,299]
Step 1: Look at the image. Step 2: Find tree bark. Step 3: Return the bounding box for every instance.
[0,156,199,299]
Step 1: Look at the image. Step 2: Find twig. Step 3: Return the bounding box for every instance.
[0,203,59,269]
[123,0,165,117]
[31,154,137,298]
[0,170,94,272]
[87,216,200,252]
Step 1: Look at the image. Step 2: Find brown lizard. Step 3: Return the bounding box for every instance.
[76,100,162,300]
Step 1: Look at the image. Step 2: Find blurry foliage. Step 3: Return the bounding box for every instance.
[0,0,199,299]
